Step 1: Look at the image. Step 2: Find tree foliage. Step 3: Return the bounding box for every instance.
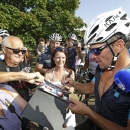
[0,0,86,50]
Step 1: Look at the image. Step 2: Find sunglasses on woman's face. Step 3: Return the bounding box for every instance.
[55,47,67,51]
[90,44,107,56]
[5,46,26,55]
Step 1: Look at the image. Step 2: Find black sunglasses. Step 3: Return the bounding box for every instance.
[90,44,107,56]
[55,47,67,51]
[5,46,26,55]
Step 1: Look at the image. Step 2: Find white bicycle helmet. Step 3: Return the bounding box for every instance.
[68,33,77,41]
[84,7,130,45]
[49,33,62,41]
[84,7,130,70]
[0,29,10,37]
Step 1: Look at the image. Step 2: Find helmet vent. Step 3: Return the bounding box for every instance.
[125,22,130,27]
[96,37,103,42]
[88,25,99,38]
[106,23,117,31]
[87,33,96,44]
[120,13,127,20]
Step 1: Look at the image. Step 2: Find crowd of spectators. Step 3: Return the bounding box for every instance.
[0,7,130,130]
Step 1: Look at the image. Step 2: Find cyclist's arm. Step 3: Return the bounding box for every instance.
[35,63,48,75]
[87,107,130,130]
[69,99,130,130]
[73,81,94,94]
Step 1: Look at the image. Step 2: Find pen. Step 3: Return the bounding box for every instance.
[62,72,71,90]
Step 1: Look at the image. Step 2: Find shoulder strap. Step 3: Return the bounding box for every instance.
[95,66,102,91]
[51,68,55,81]
[0,87,13,97]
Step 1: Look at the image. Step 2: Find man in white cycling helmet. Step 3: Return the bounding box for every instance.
[62,8,130,130]
[67,33,77,45]
[0,29,10,44]
[0,29,10,60]
[35,33,62,75]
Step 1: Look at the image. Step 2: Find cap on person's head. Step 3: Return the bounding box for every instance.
[0,29,10,37]
[49,33,62,42]
[84,7,130,45]
[68,33,77,41]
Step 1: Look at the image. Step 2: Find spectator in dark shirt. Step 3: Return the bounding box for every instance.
[0,36,44,101]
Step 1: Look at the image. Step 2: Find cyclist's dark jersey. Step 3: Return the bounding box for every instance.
[94,67,130,130]
[67,47,77,69]
[37,49,52,69]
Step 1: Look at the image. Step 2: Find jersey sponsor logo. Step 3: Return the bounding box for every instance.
[114,78,125,91]
[22,67,31,73]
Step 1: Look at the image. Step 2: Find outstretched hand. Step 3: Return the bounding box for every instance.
[25,72,45,85]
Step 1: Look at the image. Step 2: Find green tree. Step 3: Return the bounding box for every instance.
[0,0,86,50]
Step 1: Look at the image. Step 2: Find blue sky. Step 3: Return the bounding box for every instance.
[76,0,130,26]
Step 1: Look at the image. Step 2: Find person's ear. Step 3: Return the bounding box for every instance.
[115,39,125,53]
[2,46,6,54]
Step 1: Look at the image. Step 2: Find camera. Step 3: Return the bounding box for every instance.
[72,41,78,47]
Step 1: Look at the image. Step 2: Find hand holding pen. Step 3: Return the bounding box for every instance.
[61,72,71,90]
[35,75,47,85]
[61,72,74,90]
